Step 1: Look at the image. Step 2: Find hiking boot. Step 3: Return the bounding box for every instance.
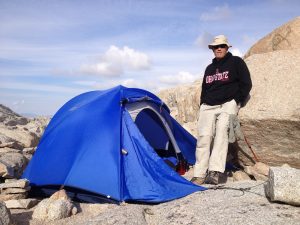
[190,177,205,185]
[205,171,220,185]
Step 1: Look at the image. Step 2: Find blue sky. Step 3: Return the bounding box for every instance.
[0,0,299,116]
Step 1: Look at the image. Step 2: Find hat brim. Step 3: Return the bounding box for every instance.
[208,44,232,49]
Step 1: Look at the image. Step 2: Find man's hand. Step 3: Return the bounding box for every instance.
[237,103,241,114]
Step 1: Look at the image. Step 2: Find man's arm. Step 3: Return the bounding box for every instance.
[200,72,207,105]
[235,58,252,106]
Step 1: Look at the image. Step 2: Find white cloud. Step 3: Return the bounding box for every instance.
[11,100,25,111]
[91,78,159,92]
[122,79,137,87]
[12,100,25,106]
[80,62,122,77]
[242,35,257,46]
[121,79,160,91]
[80,45,151,76]
[195,32,214,48]
[231,48,243,57]
[200,4,231,21]
[73,80,97,86]
[159,71,199,85]
[0,81,87,94]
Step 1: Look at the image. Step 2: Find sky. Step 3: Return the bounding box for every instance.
[0,0,299,116]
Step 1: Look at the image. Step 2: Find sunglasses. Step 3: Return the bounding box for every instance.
[212,44,227,50]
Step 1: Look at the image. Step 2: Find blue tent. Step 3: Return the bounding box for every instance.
[22,86,206,203]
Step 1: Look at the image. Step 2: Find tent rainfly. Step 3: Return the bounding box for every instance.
[22,85,206,203]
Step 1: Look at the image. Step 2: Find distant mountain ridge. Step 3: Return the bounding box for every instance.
[21,112,44,119]
[0,104,52,120]
[0,104,22,118]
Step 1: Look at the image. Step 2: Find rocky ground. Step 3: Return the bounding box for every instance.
[9,179,300,225]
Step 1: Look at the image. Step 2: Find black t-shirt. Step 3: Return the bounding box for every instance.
[200,52,252,106]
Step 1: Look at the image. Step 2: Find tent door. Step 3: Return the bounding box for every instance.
[125,102,181,162]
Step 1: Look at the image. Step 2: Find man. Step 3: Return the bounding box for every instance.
[191,35,252,185]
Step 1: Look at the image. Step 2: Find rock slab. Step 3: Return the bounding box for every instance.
[4,198,38,209]
[244,17,300,58]
[0,201,12,225]
[0,162,14,178]
[264,167,300,206]
[0,179,30,201]
[0,179,29,189]
[32,189,77,221]
[232,171,251,181]
[0,149,28,179]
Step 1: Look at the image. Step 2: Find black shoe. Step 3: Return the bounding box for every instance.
[205,171,220,185]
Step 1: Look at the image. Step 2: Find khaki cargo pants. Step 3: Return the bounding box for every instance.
[194,99,239,178]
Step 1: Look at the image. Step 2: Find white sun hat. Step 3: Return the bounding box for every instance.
[208,35,232,49]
